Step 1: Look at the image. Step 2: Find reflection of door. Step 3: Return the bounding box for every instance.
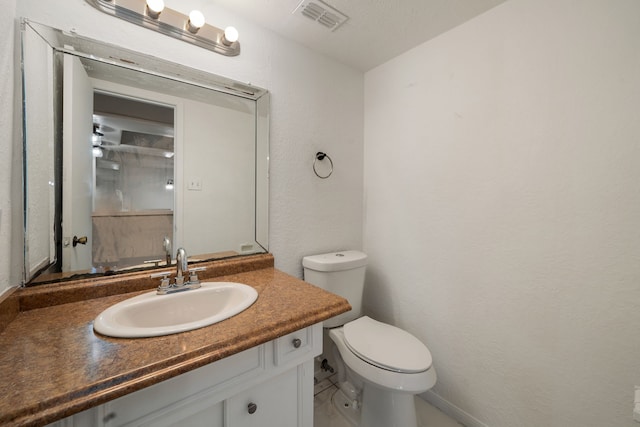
[62,55,93,271]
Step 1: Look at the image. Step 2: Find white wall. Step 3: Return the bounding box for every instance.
[23,26,56,277]
[7,0,363,282]
[364,1,640,426]
[181,96,255,255]
[0,0,19,296]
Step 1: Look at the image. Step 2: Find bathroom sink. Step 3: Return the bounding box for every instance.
[93,282,258,338]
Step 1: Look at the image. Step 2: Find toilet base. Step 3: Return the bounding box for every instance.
[359,382,418,427]
[331,382,420,427]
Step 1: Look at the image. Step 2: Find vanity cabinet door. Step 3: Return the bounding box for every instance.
[225,367,301,427]
[111,399,224,427]
[166,401,223,427]
[101,345,263,427]
[44,407,101,427]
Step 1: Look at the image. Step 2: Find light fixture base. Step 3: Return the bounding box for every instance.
[85,0,240,56]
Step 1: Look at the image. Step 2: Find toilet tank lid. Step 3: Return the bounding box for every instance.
[302,250,367,272]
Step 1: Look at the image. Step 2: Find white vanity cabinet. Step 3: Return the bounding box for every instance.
[225,367,301,426]
[48,324,321,427]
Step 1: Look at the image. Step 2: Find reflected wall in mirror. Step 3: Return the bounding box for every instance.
[91,92,175,273]
[21,20,269,285]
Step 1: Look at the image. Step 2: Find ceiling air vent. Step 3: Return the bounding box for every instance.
[293,0,349,32]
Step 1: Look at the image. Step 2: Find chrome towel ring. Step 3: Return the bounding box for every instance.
[313,152,333,179]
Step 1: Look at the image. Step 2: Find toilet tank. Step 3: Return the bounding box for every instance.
[302,251,367,328]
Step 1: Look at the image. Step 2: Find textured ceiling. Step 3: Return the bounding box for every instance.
[208,0,508,71]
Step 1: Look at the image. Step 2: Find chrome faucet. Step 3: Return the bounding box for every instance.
[175,247,187,286]
[163,236,171,266]
[151,247,206,294]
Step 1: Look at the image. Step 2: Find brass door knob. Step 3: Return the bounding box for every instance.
[72,236,88,247]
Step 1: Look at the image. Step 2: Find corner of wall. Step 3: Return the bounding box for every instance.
[0,11,24,294]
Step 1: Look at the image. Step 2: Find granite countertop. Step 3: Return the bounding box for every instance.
[0,254,351,427]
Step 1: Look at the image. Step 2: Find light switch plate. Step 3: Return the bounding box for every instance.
[187,178,202,191]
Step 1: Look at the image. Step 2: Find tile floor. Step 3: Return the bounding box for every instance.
[313,375,465,427]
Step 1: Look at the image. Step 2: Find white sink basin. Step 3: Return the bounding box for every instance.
[94,282,258,338]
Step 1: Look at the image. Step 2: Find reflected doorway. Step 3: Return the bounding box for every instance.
[90,92,175,272]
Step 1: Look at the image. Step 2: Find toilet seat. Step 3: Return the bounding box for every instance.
[343,316,432,373]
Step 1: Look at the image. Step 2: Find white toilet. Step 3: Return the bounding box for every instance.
[303,250,437,427]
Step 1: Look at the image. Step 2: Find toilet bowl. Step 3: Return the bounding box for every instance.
[329,316,436,427]
[302,251,437,427]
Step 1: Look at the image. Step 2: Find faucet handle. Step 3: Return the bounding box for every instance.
[188,266,206,285]
[150,272,172,291]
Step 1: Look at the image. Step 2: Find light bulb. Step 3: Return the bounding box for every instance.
[165,178,174,190]
[187,10,205,33]
[146,0,164,18]
[223,26,239,45]
[93,147,103,158]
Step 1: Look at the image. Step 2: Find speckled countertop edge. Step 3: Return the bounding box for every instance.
[0,254,351,427]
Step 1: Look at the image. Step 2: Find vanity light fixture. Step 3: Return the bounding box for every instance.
[222,26,239,46]
[187,10,205,33]
[85,0,240,56]
[145,0,164,19]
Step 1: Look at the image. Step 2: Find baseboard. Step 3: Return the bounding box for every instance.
[420,389,489,427]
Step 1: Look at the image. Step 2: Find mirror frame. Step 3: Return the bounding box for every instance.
[21,19,269,285]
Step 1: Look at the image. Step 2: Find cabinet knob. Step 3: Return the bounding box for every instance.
[103,412,116,423]
[292,338,302,348]
[247,402,258,414]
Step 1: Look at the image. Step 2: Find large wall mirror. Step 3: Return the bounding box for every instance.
[21,20,269,285]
